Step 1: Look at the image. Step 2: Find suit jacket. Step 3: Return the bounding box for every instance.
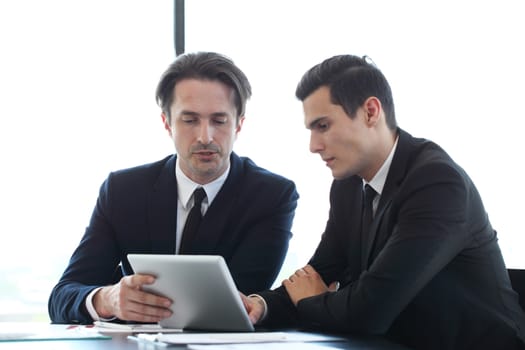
[259,129,525,350]
[49,152,298,324]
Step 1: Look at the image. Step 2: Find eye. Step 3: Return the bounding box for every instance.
[316,121,329,131]
[213,117,228,125]
[181,117,197,124]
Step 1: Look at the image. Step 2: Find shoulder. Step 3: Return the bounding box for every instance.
[231,153,298,199]
[391,132,476,208]
[233,153,296,187]
[395,129,468,184]
[105,155,175,187]
[409,141,467,185]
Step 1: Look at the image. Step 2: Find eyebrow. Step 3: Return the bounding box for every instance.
[179,110,199,117]
[307,116,328,130]
[210,112,230,118]
[179,110,230,118]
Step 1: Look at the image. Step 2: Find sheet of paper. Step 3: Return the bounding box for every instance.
[155,331,346,344]
[93,321,182,333]
[0,322,110,342]
[188,342,334,350]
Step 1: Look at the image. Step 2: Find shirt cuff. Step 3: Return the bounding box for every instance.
[85,287,116,322]
[247,294,268,323]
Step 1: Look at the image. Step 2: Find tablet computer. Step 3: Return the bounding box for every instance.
[127,254,255,332]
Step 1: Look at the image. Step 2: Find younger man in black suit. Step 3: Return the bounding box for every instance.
[242,54,525,349]
[49,52,298,324]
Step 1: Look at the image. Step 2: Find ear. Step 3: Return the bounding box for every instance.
[235,116,245,136]
[161,112,172,136]
[363,97,382,126]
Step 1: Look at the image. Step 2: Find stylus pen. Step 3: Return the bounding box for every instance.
[127,333,169,347]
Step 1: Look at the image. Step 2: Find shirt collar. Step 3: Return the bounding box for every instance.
[175,158,230,209]
[364,135,399,196]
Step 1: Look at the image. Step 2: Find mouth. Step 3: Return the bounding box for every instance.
[322,157,335,167]
[193,151,217,161]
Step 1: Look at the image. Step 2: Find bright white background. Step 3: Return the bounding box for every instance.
[0,0,523,321]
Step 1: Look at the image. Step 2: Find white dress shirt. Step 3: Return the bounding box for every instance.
[364,136,399,214]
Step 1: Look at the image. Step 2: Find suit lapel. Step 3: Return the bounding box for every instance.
[359,187,369,269]
[362,197,393,268]
[147,155,179,254]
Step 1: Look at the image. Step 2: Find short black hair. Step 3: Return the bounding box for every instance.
[296,55,397,130]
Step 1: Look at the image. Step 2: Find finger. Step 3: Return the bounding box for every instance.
[239,293,250,309]
[122,297,173,321]
[246,303,263,325]
[303,265,316,274]
[129,299,172,316]
[123,305,172,323]
[246,295,265,325]
[125,274,156,288]
[248,313,260,325]
[328,281,340,292]
[145,290,172,306]
[295,268,307,276]
[120,280,172,312]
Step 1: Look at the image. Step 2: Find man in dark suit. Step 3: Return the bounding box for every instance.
[242,54,525,349]
[49,52,298,324]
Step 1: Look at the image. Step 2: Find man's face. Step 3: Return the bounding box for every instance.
[163,78,243,184]
[303,86,374,180]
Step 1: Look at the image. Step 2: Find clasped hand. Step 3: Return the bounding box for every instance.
[283,265,339,306]
[241,265,339,326]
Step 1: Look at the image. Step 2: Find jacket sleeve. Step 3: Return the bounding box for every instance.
[48,176,122,324]
[227,176,299,295]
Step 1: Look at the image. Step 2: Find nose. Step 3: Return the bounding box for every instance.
[309,132,323,154]
[197,120,213,145]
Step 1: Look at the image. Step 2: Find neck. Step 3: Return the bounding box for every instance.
[362,128,397,182]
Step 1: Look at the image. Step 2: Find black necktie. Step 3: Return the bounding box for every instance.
[361,184,377,237]
[362,184,378,266]
[179,187,206,254]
